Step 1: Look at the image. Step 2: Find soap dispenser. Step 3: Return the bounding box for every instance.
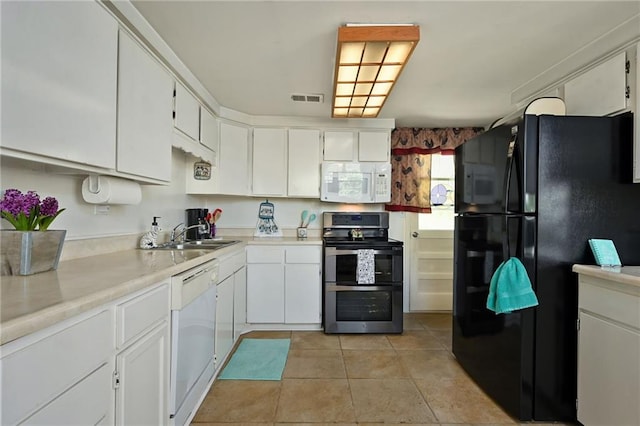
[139,216,162,249]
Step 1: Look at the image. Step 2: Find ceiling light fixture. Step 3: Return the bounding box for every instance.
[332,24,420,118]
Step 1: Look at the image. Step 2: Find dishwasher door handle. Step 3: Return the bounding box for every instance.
[183,268,208,285]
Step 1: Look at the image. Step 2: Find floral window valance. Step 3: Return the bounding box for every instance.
[385,127,484,213]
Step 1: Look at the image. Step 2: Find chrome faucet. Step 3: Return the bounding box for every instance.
[170,221,210,243]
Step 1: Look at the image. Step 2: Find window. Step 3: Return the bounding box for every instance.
[418,153,455,230]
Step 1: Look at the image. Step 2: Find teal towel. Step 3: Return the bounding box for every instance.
[487,257,538,314]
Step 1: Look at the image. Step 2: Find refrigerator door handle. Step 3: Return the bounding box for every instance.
[502,136,517,213]
[502,215,511,260]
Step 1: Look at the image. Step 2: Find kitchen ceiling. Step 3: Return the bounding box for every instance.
[130,1,640,128]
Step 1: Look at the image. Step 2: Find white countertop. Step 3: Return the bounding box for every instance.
[1,236,322,345]
[572,264,640,289]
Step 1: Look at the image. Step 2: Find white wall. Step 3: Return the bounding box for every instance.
[1,150,391,239]
[0,150,205,239]
[201,196,383,233]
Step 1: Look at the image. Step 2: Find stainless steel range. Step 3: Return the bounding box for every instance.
[322,212,403,334]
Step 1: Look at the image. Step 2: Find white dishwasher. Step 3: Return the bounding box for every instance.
[169,259,218,426]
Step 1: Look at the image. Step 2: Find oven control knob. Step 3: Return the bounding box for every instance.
[412,232,419,238]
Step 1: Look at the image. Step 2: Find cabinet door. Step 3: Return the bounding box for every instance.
[115,321,169,426]
[215,276,235,367]
[565,52,628,116]
[174,82,200,140]
[1,1,117,168]
[253,128,287,196]
[1,310,113,425]
[218,122,250,195]
[577,311,640,426]
[116,282,170,350]
[200,108,219,155]
[246,263,285,323]
[359,131,390,162]
[324,131,356,161]
[233,266,247,340]
[117,31,173,182]
[25,363,113,426]
[288,129,321,197]
[285,263,321,324]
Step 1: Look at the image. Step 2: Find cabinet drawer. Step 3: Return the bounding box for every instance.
[247,246,284,263]
[25,362,112,425]
[219,249,247,281]
[285,246,321,263]
[1,309,112,425]
[579,276,640,329]
[116,282,169,349]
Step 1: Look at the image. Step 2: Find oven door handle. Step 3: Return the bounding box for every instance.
[324,247,399,256]
[326,284,400,291]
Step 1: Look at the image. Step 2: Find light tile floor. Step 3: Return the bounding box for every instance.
[191,313,574,425]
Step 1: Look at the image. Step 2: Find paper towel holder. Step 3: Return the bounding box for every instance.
[86,174,102,194]
[81,174,142,205]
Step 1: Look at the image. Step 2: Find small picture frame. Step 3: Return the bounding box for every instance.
[193,161,211,180]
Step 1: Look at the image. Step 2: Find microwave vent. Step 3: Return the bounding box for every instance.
[291,93,324,103]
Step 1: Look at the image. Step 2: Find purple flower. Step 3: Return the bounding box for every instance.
[1,189,64,231]
[40,197,59,217]
[0,189,39,216]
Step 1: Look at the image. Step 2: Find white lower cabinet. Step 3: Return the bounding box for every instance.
[215,275,234,368]
[115,321,169,425]
[215,249,247,366]
[247,262,285,323]
[285,263,322,324]
[0,309,114,425]
[233,264,247,341]
[577,273,640,426]
[0,281,171,426]
[246,245,321,325]
[114,282,170,425]
[25,362,113,426]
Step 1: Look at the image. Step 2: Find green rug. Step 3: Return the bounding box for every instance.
[218,338,291,380]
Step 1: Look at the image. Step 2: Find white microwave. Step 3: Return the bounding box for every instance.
[321,162,391,203]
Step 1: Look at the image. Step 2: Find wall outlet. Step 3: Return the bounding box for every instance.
[94,205,110,215]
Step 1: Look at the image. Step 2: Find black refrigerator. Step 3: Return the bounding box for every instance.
[452,112,640,421]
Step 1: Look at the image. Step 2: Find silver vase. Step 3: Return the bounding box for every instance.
[0,230,66,276]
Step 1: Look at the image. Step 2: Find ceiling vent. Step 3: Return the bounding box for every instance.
[291,93,324,103]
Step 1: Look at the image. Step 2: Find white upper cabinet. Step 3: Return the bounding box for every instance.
[200,108,219,155]
[252,128,287,196]
[323,130,390,162]
[117,30,173,182]
[359,130,390,162]
[288,129,321,197]
[323,131,356,161]
[565,52,629,116]
[174,82,200,141]
[1,1,118,169]
[218,122,250,195]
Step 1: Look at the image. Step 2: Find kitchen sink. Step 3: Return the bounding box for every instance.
[152,240,241,250]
